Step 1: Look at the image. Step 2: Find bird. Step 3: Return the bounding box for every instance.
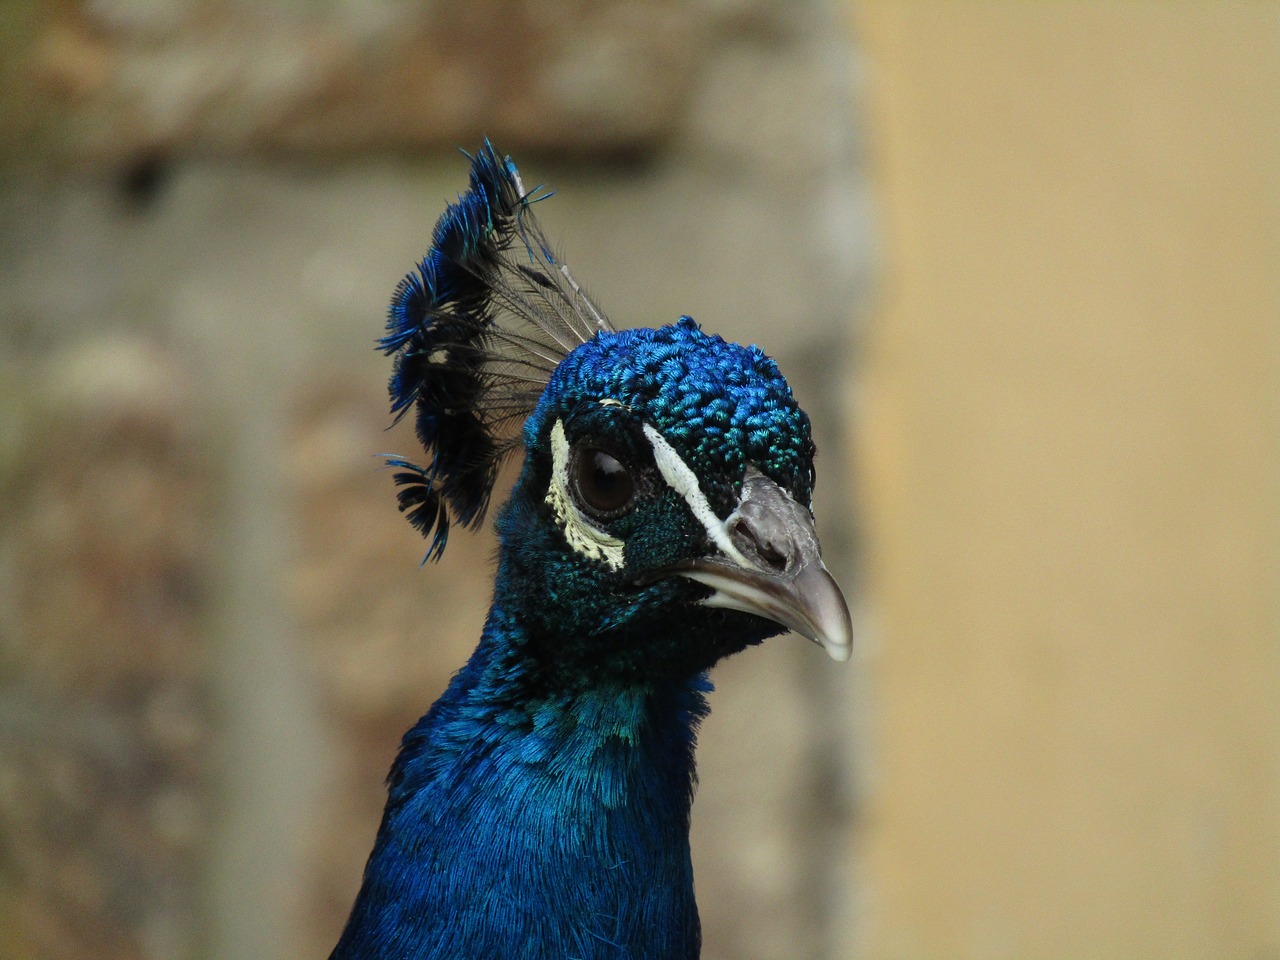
[329,142,852,960]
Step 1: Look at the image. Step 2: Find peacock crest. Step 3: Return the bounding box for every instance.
[381,141,614,559]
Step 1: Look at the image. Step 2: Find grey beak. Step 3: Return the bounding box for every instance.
[666,468,853,662]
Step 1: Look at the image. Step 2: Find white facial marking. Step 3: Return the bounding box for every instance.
[641,423,754,569]
[545,420,626,570]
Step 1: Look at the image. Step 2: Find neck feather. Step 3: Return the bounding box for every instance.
[330,606,709,960]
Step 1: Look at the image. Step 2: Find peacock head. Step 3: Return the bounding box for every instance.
[383,143,850,682]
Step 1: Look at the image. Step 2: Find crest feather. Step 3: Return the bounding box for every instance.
[382,141,614,558]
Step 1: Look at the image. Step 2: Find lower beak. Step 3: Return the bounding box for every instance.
[661,469,853,662]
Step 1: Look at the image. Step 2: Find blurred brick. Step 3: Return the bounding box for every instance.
[0,338,213,960]
[7,0,703,168]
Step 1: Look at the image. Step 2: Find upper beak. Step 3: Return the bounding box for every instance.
[661,468,853,662]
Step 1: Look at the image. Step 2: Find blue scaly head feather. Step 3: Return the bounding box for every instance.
[499,320,818,687]
[331,145,850,960]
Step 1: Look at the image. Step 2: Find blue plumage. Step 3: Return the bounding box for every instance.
[331,144,851,959]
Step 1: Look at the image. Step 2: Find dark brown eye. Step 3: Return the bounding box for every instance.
[573,447,636,517]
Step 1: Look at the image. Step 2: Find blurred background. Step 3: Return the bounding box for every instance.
[0,3,1276,959]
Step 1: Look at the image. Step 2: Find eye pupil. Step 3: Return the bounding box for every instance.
[575,447,635,516]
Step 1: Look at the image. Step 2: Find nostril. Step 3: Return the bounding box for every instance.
[757,537,788,572]
[729,514,792,573]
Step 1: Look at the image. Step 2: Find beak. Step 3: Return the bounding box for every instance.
[663,468,853,662]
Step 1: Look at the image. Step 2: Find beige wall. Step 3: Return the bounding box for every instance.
[851,6,1279,959]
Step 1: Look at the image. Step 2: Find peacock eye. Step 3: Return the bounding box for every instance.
[572,446,636,518]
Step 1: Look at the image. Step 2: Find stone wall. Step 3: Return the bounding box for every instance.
[0,340,211,960]
[0,3,870,959]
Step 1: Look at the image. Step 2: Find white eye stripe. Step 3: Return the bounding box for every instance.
[641,424,753,569]
[546,420,626,570]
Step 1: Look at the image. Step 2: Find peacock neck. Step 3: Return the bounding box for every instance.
[331,604,709,960]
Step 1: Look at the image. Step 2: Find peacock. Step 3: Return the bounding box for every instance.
[329,142,852,959]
